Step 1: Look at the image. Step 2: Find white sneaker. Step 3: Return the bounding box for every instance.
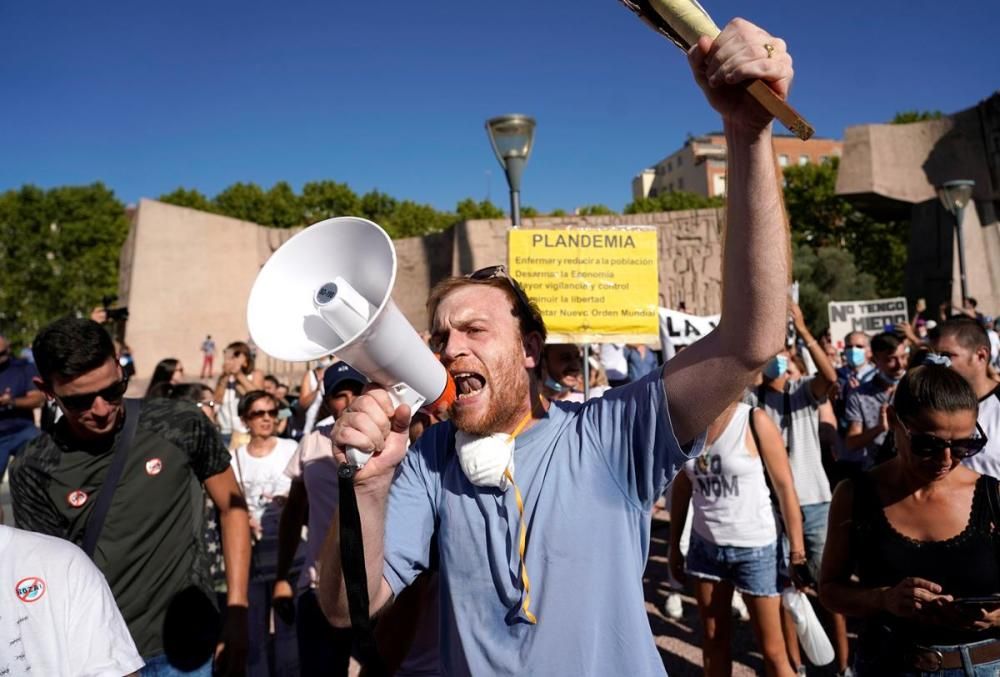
[731,591,751,621]
[664,593,683,619]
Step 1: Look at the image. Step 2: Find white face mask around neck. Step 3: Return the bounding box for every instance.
[455,431,515,489]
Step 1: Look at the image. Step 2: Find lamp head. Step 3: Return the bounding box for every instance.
[938,180,976,214]
[485,114,536,191]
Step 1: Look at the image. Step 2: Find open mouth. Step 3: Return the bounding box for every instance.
[453,371,486,400]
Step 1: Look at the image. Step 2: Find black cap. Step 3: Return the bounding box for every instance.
[323,361,367,394]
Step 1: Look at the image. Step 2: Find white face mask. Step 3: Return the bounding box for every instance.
[455,430,515,490]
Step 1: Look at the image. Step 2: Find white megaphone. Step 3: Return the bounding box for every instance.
[246,217,456,467]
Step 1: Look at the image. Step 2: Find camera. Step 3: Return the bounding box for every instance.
[102,295,130,322]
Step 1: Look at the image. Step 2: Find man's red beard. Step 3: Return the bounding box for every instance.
[449,345,531,436]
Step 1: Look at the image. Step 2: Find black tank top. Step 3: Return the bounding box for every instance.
[851,473,1000,645]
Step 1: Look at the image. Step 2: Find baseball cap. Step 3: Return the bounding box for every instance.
[324,361,368,394]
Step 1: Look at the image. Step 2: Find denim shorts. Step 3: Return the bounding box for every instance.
[685,531,781,597]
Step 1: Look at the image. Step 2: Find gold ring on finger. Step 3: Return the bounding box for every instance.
[764,43,775,59]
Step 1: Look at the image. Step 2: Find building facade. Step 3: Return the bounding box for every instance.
[633,133,844,201]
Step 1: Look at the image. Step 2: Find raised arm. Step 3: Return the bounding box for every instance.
[790,301,836,400]
[664,19,792,443]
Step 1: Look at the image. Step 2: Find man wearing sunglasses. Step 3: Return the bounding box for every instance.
[931,317,1000,479]
[0,333,45,491]
[318,18,793,677]
[9,318,251,677]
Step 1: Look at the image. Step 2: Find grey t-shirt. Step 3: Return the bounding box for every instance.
[382,369,701,676]
[844,378,894,467]
[743,377,832,506]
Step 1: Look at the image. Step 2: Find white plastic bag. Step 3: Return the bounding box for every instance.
[781,586,834,666]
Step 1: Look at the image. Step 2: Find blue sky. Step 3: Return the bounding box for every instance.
[3,0,997,213]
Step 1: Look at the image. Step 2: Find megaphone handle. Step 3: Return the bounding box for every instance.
[345,383,427,468]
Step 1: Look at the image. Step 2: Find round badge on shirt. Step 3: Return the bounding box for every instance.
[67,490,88,508]
[15,576,46,603]
[145,458,163,476]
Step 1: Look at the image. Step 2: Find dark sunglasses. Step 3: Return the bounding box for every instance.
[55,377,129,412]
[897,416,988,460]
[246,408,278,420]
[468,265,536,324]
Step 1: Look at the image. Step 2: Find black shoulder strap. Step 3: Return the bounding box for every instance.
[82,398,141,559]
[747,406,762,452]
[985,476,1000,531]
[338,464,387,677]
[783,382,793,452]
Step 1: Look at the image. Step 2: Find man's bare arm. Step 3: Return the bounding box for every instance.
[665,21,791,444]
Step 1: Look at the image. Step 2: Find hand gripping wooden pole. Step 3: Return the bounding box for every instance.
[619,0,815,140]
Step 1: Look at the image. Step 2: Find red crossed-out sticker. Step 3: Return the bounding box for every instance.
[67,490,88,508]
[15,577,46,603]
[145,458,163,476]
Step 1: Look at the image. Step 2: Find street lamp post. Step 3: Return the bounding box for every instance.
[937,180,976,303]
[485,114,536,227]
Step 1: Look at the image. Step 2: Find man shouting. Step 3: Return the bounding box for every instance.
[320,18,792,675]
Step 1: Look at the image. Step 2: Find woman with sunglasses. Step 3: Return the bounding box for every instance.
[820,364,999,675]
[232,390,301,676]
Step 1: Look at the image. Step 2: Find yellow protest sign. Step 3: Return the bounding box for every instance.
[508,227,659,344]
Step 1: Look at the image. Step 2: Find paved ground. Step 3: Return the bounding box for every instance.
[647,510,852,675]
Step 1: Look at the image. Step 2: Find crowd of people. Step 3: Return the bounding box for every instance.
[3,17,1000,677]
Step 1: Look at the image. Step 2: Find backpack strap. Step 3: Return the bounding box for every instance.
[82,398,142,559]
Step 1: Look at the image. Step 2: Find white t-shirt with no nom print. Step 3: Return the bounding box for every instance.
[0,525,144,677]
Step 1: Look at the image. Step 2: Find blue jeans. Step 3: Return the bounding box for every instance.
[0,425,39,478]
[856,636,1000,676]
[778,502,830,583]
[685,531,781,597]
[140,654,212,677]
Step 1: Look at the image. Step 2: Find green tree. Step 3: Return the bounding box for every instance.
[891,110,943,124]
[793,243,878,334]
[0,183,128,349]
[265,181,303,228]
[383,200,454,238]
[782,158,909,298]
[158,187,217,213]
[624,191,723,213]
[520,206,539,218]
[455,198,505,221]
[213,182,270,224]
[549,208,567,217]
[359,190,398,225]
[576,204,615,216]
[301,180,360,223]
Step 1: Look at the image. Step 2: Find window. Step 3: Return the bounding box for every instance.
[668,182,674,192]
[778,154,789,167]
[819,155,830,164]
[678,177,684,190]
[799,155,809,166]
[677,155,683,167]
[667,161,673,172]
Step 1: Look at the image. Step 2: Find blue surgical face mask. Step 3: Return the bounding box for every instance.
[844,347,866,368]
[763,355,788,380]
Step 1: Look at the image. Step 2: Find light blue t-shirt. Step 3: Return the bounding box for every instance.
[383,369,701,676]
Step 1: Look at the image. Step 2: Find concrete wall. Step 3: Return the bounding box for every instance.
[119,202,726,385]
[838,92,1000,314]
